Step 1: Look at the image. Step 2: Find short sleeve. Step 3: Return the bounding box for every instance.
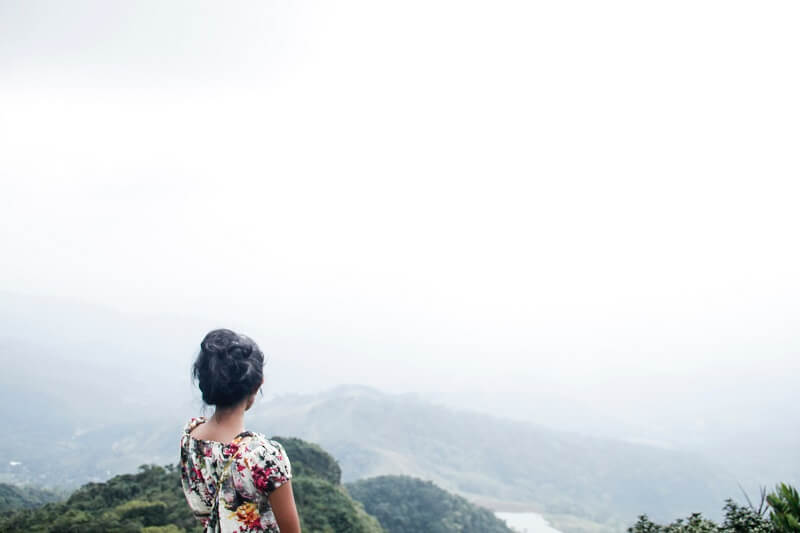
[250,439,292,495]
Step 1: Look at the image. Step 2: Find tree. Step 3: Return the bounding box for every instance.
[768,483,800,532]
[627,498,771,532]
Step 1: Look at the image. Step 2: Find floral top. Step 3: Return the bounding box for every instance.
[180,417,292,533]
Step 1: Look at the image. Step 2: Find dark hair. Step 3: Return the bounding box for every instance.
[193,329,265,408]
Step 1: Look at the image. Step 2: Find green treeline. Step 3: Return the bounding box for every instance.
[0,464,197,533]
[278,436,383,533]
[629,483,800,533]
[347,475,512,533]
[0,436,379,533]
[0,437,507,533]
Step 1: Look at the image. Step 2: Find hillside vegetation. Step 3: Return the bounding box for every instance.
[0,437,517,533]
[277,436,384,533]
[347,475,512,533]
[0,438,383,533]
[0,464,197,533]
[628,483,800,533]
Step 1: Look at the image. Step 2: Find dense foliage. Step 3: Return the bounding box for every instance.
[346,475,513,533]
[0,463,518,533]
[294,476,383,533]
[278,436,383,532]
[0,438,384,533]
[629,484,800,533]
[0,464,197,533]
[767,484,800,532]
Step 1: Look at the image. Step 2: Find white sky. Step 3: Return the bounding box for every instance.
[1,1,799,453]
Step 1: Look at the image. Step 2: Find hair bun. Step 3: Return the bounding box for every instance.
[201,329,237,355]
[193,329,265,407]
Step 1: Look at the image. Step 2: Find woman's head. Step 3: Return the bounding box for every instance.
[193,329,265,409]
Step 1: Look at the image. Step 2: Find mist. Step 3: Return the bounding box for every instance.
[2,0,799,502]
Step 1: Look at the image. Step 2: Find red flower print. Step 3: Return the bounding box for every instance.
[251,464,282,492]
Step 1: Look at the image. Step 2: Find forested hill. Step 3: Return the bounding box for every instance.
[0,437,511,533]
[2,465,201,533]
[0,437,382,533]
[348,475,513,533]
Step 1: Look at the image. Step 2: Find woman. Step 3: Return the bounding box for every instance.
[180,329,301,533]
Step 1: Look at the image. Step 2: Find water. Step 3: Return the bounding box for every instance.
[496,512,562,533]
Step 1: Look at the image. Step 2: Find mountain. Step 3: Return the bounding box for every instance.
[0,369,739,533]
[248,386,739,530]
[0,370,741,532]
[278,437,385,533]
[0,292,784,532]
[348,475,513,533]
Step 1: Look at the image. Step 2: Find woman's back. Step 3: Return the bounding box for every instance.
[180,417,292,532]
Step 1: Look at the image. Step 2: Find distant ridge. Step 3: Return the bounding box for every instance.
[250,386,739,530]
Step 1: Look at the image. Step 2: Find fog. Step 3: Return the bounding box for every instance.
[2,0,799,483]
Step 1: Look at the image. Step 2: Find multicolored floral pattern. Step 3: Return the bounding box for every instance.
[180,417,292,532]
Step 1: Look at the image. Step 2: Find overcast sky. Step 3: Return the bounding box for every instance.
[1,1,799,454]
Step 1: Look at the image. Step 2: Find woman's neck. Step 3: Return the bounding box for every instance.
[209,406,246,435]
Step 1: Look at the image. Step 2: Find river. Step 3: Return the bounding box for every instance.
[495,511,562,533]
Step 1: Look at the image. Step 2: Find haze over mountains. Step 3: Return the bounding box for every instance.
[1,292,797,532]
[3,2,799,531]
[252,385,736,529]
